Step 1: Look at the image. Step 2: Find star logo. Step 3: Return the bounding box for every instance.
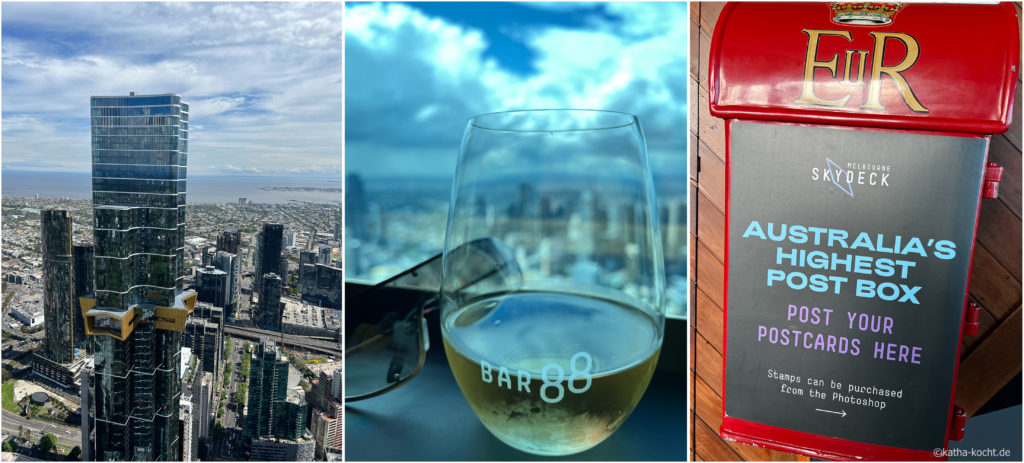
[826,157,855,198]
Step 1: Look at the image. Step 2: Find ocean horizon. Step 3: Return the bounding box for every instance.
[2,170,341,204]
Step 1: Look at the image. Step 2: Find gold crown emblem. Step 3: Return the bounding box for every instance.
[829,2,906,25]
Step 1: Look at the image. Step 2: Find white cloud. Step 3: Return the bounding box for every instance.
[1,2,343,176]
[344,2,686,180]
[189,96,247,119]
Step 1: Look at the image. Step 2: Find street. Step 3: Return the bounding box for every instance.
[209,334,247,461]
[2,410,80,449]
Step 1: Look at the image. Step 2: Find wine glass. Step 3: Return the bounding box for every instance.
[439,109,666,456]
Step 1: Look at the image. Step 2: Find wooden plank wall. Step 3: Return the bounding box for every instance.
[954,3,1024,417]
[689,2,1022,460]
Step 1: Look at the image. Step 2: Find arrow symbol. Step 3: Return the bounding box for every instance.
[815,408,847,417]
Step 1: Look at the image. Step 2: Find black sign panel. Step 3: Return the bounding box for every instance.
[725,121,987,451]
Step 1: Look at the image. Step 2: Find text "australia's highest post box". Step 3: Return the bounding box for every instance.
[710,2,1019,460]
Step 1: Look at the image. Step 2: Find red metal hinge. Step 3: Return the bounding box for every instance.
[964,301,981,337]
[983,162,1003,199]
[948,405,967,441]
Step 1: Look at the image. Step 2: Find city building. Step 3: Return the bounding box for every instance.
[331,368,341,400]
[72,244,95,352]
[81,362,94,461]
[183,318,204,351]
[257,273,283,331]
[249,436,315,461]
[246,340,307,441]
[213,251,240,315]
[200,321,219,380]
[298,251,316,297]
[277,387,308,441]
[12,304,44,327]
[180,347,193,380]
[82,92,195,461]
[179,400,197,462]
[185,303,223,384]
[41,209,75,363]
[196,265,229,308]
[255,223,284,294]
[32,220,93,387]
[317,246,332,265]
[305,364,341,407]
[183,318,219,384]
[198,372,215,440]
[345,173,369,242]
[180,349,203,458]
[299,251,316,267]
[309,398,342,458]
[200,246,217,267]
[31,354,88,388]
[216,227,242,254]
[298,259,342,309]
[281,299,340,338]
[305,365,342,458]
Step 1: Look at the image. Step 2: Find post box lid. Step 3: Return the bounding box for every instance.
[709,2,1020,134]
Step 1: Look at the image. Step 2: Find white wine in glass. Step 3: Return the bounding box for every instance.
[440,110,665,456]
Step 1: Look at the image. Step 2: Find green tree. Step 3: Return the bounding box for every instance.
[3,440,14,452]
[67,446,81,461]
[39,433,57,454]
[239,353,251,378]
[234,383,247,407]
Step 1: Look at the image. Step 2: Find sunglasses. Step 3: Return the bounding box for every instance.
[345,237,521,401]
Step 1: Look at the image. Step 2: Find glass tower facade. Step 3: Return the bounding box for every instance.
[257,273,283,331]
[255,223,284,293]
[246,340,304,439]
[41,209,75,364]
[73,244,95,353]
[87,93,194,461]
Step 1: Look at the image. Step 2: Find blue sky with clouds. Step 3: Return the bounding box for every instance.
[2,2,342,176]
[345,1,687,181]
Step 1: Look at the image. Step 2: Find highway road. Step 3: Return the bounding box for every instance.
[224,325,341,356]
[2,410,81,449]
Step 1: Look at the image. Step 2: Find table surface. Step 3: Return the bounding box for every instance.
[345,312,686,461]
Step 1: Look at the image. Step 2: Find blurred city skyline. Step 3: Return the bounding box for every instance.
[345,2,688,316]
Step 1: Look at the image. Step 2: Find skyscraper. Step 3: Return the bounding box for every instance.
[41,209,75,364]
[196,265,229,308]
[255,223,284,294]
[73,244,95,353]
[317,246,332,265]
[82,93,196,461]
[246,340,295,439]
[346,173,369,241]
[216,227,241,254]
[214,250,240,315]
[257,273,283,331]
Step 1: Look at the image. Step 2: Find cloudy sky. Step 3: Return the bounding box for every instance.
[345,1,687,182]
[2,2,343,176]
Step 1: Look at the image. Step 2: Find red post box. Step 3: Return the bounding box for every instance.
[710,2,1019,460]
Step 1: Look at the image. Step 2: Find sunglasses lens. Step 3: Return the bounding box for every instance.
[345,253,442,400]
[344,238,521,400]
[345,314,423,399]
